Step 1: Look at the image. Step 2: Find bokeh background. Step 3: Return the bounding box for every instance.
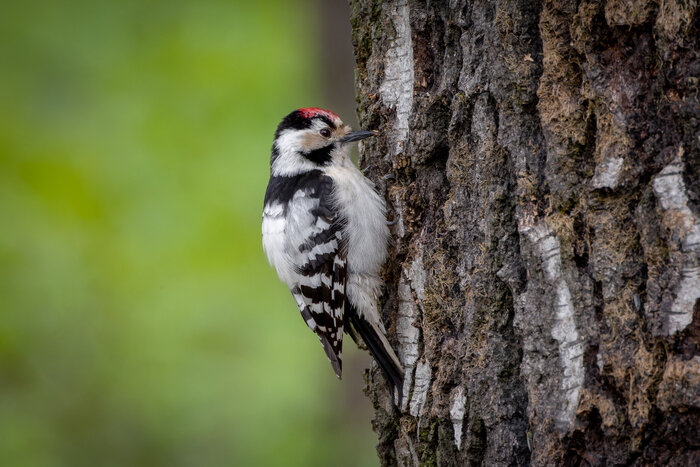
[0,1,379,465]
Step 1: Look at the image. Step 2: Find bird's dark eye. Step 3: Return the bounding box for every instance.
[320,128,331,138]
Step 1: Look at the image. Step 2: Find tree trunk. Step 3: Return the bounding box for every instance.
[348,0,699,465]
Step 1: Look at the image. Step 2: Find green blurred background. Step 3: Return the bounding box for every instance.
[0,1,378,465]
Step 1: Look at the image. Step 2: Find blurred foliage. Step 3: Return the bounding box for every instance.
[0,1,376,465]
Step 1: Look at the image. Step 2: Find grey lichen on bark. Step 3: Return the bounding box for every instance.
[349,0,699,465]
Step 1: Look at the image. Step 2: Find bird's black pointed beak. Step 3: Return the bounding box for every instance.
[338,130,378,144]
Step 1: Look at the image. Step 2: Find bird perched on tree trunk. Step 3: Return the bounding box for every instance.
[262,107,404,405]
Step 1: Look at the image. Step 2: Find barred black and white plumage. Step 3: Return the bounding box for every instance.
[262,108,404,405]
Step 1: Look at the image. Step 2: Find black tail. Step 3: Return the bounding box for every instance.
[345,301,404,408]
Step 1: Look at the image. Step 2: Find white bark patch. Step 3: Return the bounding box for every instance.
[393,192,406,239]
[591,156,624,189]
[397,274,420,410]
[396,277,420,366]
[409,359,431,417]
[652,148,700,335]
[379,0,413,156]
[521,222,585,430]
[397,253,428,412]
[449,387,467,451]
[408,250,426,302]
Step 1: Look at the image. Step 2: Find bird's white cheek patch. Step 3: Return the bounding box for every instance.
[272,131,319,177]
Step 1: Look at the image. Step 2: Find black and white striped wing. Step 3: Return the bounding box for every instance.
[289,178,347,378]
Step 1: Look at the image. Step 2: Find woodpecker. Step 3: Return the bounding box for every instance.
[262,107,404,405]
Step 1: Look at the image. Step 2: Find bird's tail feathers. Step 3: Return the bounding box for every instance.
[346,306,404,408]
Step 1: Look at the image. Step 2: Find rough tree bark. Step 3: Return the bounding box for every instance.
[348,0,699,465]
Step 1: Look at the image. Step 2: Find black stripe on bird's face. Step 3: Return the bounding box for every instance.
[302,143,335,166]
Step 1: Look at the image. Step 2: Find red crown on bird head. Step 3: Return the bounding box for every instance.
[297,107,340,122]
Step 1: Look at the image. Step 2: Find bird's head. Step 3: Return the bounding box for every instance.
[270,107,377,176]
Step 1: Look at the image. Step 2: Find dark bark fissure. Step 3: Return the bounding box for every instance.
[350,0,699,465]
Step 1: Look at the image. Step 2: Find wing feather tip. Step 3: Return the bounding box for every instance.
[319,334,343,380]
